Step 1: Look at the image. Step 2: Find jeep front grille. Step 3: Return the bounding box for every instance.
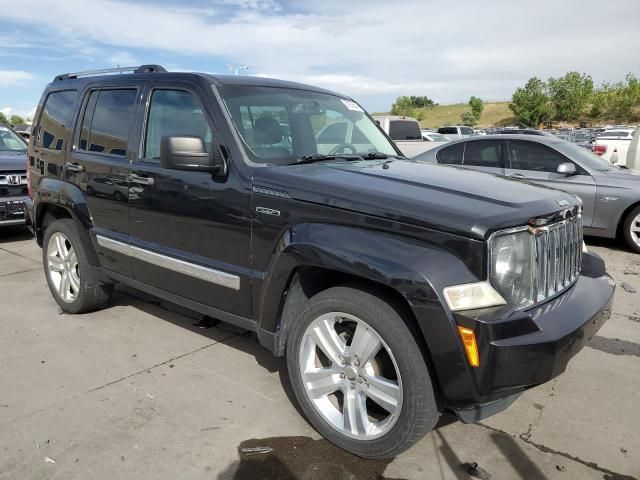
[532,214,583,303]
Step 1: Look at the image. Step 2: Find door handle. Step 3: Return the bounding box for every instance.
[509,173,525,178]
[63,162,84,172]
[129,174,154,186]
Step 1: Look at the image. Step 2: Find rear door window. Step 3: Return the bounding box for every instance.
[36,90,78,151]
[78,89,137,157]
[436,142,464,164]
[508,140,567,172]
[462,140,504,167]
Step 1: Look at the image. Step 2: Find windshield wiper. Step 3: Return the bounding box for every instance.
[284,152,403,166]
[285,154,346,165]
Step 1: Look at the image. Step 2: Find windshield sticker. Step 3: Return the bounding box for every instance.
[340,99,364,112]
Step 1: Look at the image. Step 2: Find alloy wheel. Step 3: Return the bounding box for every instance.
[298,312,403,440]
[630,212,640,247]
[46,232,80,303]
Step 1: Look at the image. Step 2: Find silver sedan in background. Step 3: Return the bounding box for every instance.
[414,134,640,253]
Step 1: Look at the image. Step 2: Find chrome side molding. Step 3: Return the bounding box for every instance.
[95,235,240,291]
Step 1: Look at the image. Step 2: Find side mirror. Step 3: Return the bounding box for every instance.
[160,136,226,175]
[557,162,576,175]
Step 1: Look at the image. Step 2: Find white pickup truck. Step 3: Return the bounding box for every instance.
[373,116,446,157]
[593,128,636,166]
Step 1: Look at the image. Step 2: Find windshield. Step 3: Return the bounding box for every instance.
[218,85,398,165]
[0,126,27,153]
[556,140,618,171]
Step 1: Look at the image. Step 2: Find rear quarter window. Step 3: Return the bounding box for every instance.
[436,142,464,165]
[36,90,78,151]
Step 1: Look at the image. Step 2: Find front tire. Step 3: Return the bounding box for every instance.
[622,205,640,253]
[43,219,112,313]
[286,286,439,458]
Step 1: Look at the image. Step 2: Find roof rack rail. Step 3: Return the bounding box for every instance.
[54,64,167,81]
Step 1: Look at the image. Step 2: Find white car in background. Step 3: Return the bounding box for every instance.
[421,131,451,142]
[437,125,474,139]
[593,128,636,166]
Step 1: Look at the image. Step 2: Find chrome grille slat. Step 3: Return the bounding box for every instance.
[533,214,582,305]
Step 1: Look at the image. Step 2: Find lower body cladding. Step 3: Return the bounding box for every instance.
[451,252,614,422]
[0,196,30,227]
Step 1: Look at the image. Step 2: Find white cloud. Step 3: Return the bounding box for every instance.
[0,70,34,87]
[1,0,639,109]
[108,51,138,66]
[0,106,36,119]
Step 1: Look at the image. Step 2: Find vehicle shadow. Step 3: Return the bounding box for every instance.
[0,226,33,244]
[111,286,548,480]
[584,235,627,252]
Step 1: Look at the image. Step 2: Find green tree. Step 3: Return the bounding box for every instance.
[591,74,640,122]
[0,112,8,125]
[469,96,484,121]
[391,95,436,115]
[547,71,593,121]
[509,77,550,127]
[460,110,477,126]
[390,96,414,116]
[9,114,25,126]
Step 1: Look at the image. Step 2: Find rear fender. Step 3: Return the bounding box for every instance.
[34,177,99,266]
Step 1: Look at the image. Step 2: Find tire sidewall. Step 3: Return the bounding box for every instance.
[42,219,90,313]
[286,286,438,458]
[623,206,640,253]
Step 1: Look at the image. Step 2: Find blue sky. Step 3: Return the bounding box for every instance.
[1,0,639,119]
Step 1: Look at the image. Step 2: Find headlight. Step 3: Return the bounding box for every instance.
[490,230,535,308]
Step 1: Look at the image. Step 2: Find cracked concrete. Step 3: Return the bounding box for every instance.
[0,228,638,479]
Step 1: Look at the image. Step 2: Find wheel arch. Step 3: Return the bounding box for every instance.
[616,200,640,238]
[34,179,100,266]
[254,223,481,405]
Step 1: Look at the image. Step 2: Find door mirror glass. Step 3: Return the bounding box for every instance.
[557,162,576,175]
[160,135,225,174]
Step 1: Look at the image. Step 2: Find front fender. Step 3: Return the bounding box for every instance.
[255,222,483,404]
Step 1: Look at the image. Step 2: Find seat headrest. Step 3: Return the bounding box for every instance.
[254,117,283,145]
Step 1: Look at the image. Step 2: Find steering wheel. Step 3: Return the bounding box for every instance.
[328,143,357,155]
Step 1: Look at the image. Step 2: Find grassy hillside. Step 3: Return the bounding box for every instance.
[374,101,516,128]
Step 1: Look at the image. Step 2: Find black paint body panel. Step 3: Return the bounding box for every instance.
[27,71,614,414]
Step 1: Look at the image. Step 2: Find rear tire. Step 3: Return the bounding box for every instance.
[622,206,640,253]
[286,286,439,458]
[42,219,112,313]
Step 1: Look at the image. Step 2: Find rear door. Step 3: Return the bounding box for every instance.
[504,139,597,225]
[68,86,140,276]
[460,139,506,175]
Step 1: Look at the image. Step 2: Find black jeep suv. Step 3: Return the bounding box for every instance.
[28,65,614,458]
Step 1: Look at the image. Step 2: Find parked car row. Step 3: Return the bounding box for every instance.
[21,65,618,459]
[0,125,30,228]
[414,134,640,252]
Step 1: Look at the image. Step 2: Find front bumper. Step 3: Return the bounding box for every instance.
[452,252,614,412]
[0,196,30,227]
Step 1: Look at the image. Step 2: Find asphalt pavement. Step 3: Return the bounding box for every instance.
[0,228,638,480]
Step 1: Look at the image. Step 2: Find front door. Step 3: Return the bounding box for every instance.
[504,139,596,226]
[128,85,252,318]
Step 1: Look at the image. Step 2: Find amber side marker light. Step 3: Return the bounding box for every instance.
[457,326,480,367]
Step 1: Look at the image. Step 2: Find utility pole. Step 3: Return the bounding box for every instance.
[227,64,249,75]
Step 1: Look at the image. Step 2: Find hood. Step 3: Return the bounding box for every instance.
[253,159,578,240]
[0,152,27,171]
